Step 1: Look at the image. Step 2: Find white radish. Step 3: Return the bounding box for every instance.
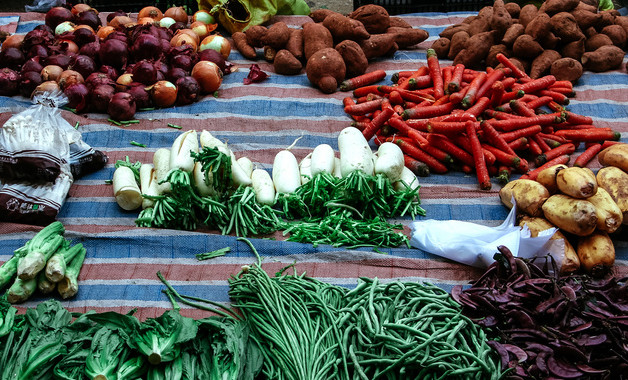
[139,163,159,209]
[193,162,215,197]
[237,156,254,178]
[251,168,276,205]
[272,150,301,194]
[333,157,342,178]
[299,153,313,185]
[153,148,171,194]
[170,130,198,172]
[310,144,335,176]
[374,142,405,182]
[394,166,420,192]
[338,126,374,177]
[112,166,142,210]
[229,150,253,187]
[199,130,226,149]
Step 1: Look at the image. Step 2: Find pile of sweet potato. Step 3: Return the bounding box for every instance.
[432,0,627,82]
[231,5,429,93]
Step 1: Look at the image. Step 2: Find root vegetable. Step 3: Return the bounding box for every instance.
[193,161,215,197]
[512,34,544,58]
[299,153,312,185]
[585,33,613,51]
[556,166,597,199]
[454,31,495,68]
[561,38,585,60]
[499,178,550,217]
[596,166,628,224]
[323,13,370,42]
[306,48,346,93]
[232,32,257,60]
[577,230,615,276]
[245,25,267,48]
[358,33,399,59]
[502,23,524,46]
[170,130,199,173]
[374,142,404,182]
[303,22,333,61]
[597,143,628,172]
[251,168,275,205]
[490,0,513,35]
[581,45,625,71]
[273,49,302,75]
[338,126,374,177]
[310,144,336,176]
[349,4,390,34]
[261,21,292,49]
[139,163,159,209]
[542,194,598,236]
[386,27,428,48]
[601,24,627,48]
[113,166,143,211]
[540,0,579,14]
[587,187,623,233]
[448,31,470,60]
[525,12,552,40]
[519,4,538,27]
[285,29,304,60]
[536,163,568,194]
[530,49,562,79]
[153,148,171,195]
[551,12,585,42]
[430,37,451,59]
[550,57,583,82]
[335,40,368,78]
[272,150,301,194]
[519,216,579,274]
[309,9,336,23]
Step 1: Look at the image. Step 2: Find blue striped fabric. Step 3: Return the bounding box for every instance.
[0,11,627,320]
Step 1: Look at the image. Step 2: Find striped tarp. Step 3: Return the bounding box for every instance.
[0,11,627,320]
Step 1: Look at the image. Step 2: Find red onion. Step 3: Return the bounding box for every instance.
[20,71,43,98]
[44,54,72,69]
[175,76,200,105]
[76,10,101,30]
[89,84,115,112]
[169,22,187,33]
[85,72,115,88]
[69,55,96,78]
[160,39,172,56]
[27,45,49,60]
[155,27,173,42]
[105,31,128,45]
[131,33,162,61]
[79,41,100,61]
[108,92,136,121]
[53,40,79,55]
[132,60,157,85]
[20,58,43,74]
[198,49,228,74]
[0,68,20,96]
[72,27,97,46]
[166,67,187,83]
[155,70,166,82]
[22,29,54,52]
[168,44,197,60]
[0,47,26,70]
[45,7,74,30]
[171,54,195,72]
[106,10,128,23]
[127,84,152,109]
[99,65,118,81]
[153,60,169,75]
[33,24,54,35]
[99,39,128,69]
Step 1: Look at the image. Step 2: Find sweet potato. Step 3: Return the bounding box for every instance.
[598,143,628,172]
[596,166,628,224]
[232,31,257,60]
[598,10,617,29]
[323,13,370,42]
[431,37,451,59]
[525,12,552,40]
[500,178,550,216]
[478,5,494,20]
[386,27,428,48]
[550,57,583,82]
[261,22,291,50]
[614,16,628,38]
[303,22,333,61]
[359,33,398,59]
[581,45,625,72]
[530,49,562,79]
[583,26,598,38]
[577,230,615,276]
[575,1,598,13]
[274,49,302,75]
[306,48,346,94]
[519,4,539,27]
[447,31,470,60]
[389,17,412,29]
[439,23,470,39]
[454,30,495,68]
[335,39,368,78]
[561,38,585,60]
[586,33,613,51]
[542,194,598,236]
[505,2,521,18]
[349,4,390,34]
[502,23,525,47]
[309,9,337,23]
[490,0,513,35]
[285,29,303,60]
[486,44,510,67]
[245,25,267,48]
[587,187,623,233]
[512,34,544,58]
[263,45,277,62]
[551,12,585,41]
[540,0,579,15]
[467,16,491,36]
[571,8,602,30]
[536,163,568,193]
[538,31,561,50]
[601,24,627,48]
[519,216,579,274]
[556,167,597,199]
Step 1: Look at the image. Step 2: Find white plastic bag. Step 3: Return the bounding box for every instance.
[25,0,65,13]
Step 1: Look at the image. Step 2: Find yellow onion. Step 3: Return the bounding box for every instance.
[149,80,178,107]
[193,10,215,25]
[31,80,61,98]
[58,69,84,90]
[164,7,188,24]
[199,35,231,60]
[41,65,64,81]
[191,60,222,93]
[96,25,116,40]
[170,33,198,50]
[190,21,217,40]
[115,73,134,92]
[1,34,25,50]
[138,6,163,21]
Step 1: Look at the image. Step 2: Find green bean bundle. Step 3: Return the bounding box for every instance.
[338,278,503,380]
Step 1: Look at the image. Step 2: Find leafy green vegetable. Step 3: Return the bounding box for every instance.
[195,247,230,261]
[85,326,127,380]
[190,146,232,195]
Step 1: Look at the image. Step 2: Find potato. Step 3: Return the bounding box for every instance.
[581,45,625,72]
[561,38,585,60]
[571,8,603,30]
[349,4,390,34]
[525,12,552,40]
[535,163,568,194]
[454,31,495,68]
[499,178,550,216]
[530,49,562,79]
[232,32,256,60]
[245,25,267,48]
[538,32,562,50]
[448,31,470,60]
[550,57,583,82]
[542,194,598,236]
[598,142,628,172]
[389,17,412,29]
[587,187,623,233]
[489,0,513,35]
[386,27,429,48]
[309,9,337,23]
[431,37,451,59]
[504,2,521,18]
[556,167,597,199]
[486,44,510,68]
[439,23,470,39]
[512,34,544,58]
[359,33,398,59]
[519,216,580,274]
[467,16,491,36]
[540,0,579,14]
[596,166,628,224]
[285,29,304,60]
[577,230,615,276]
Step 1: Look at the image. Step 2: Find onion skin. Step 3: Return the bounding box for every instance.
[0,47,26,71]
[2,34,25,50]
[20,58,44,74]
[197,49,227,74]
[85,72,115,88]
[96,26,115,40]
[159,17,176,29]
[115,73,134,92]
[44,54,72,69]
[150,80,178,108]
[27,45,49,60]
[191,60,223,93]
[58,69,84,90]
[193,10,216,25]
[108,92,136,121]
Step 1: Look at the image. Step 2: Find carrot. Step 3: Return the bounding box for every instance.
[426,121,467,134]
[481,121,516,156]
[449,84,470,104]
[534,142,576,166]
[499,125,542,142]
[564,111,593,125]
[340,69,387,92]
[524,96,553,110]
[422,143,453,165]
[489,81,505,108]
[393,104,405,115]
[476,67,509,99]
[344,98,384,115]
[554,128,620,142]
[483,109,525,120]
[447,63,465,94]
[397,66,429,90]
[393,138,449,174]
[497,165,512,185]
[538,89,569,105]
[408,75,433,90]
[554,123,598,130]
[388,117,429,146]
[461,72,487,109]
[464,97,491,117]
[466,121,491,190]
[537,132,570,145]
[344,97,369,122]
[532,134,552,152]
[427,133,474,167]
[489,113,565,132]
[510,99,536,117]
[520,154,570,180]
[513,75,556,94]
[404,154,431,177]
[402,102,456,120]
[501,77,517,90]
[352,85,383,98]
[442,65,453,95]
[541,137,562,149]
[527,138,543,157]
[546,87,575,97]
[498,89,525,104]
[394,88,435,104]
[508,137,528,151]
[388,90,404,105]
[601,140,621,149]
[454,135,497,167]
[550,80,573,91]
[392,71,415,84]
[362,106,395,141]
[574,143,603,168]
[351,120,371,131]
[496,53,528,78]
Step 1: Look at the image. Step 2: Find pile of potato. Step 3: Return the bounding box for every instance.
[499,143,628,276]
[432,0,628,82]
[231,5,428,93]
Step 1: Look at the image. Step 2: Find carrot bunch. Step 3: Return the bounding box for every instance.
[342,51,621,190]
